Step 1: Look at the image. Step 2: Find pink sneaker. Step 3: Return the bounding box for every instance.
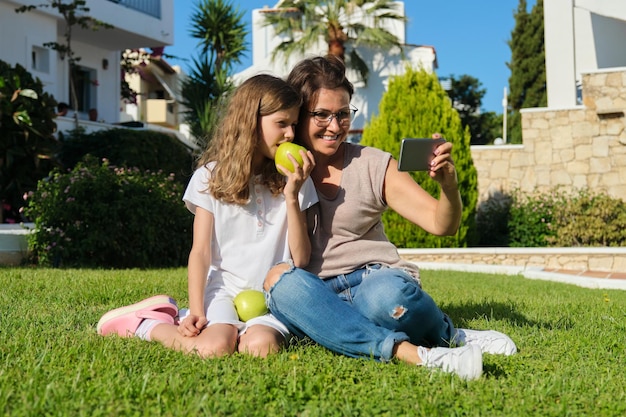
[97,295,178,337]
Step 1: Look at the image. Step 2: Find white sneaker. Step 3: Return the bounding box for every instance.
[418,344,482,381]
[455,328,517,356]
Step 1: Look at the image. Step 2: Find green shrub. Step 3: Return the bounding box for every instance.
[56,127,195,185]
[507,188,564,247]
[505,188,626,247]
[549,190,626,246]
[0,60,58,223]
[360,66,478,248]
[24,157,193,268]
[475,191,512,246]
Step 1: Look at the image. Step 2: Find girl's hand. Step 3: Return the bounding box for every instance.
[178,314,208,337]
[282,149,315,199]
[428,133,458,189]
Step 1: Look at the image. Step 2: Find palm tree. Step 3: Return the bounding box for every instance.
[182,0,248,147]
[189,0,247,72]
[262,0,407,84]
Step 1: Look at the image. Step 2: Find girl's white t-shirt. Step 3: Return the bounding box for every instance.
[182,163,318,293]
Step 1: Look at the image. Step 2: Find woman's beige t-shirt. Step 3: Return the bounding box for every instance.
[306,143,421,281]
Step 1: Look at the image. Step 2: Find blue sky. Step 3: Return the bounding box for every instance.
[166,1,535,114]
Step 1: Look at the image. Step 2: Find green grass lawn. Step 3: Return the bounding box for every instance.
[1,267,624,416]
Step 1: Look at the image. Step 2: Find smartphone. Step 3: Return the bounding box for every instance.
[397,138,446,171]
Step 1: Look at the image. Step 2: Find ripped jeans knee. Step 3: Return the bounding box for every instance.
[391,305,408,320]
[263,259,294,292]
[354,268,454,345]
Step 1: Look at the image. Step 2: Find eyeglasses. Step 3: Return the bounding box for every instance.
[308,106,358,127]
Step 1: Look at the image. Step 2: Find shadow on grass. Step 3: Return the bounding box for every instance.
[442,300,546,329]
[482,361,513,378]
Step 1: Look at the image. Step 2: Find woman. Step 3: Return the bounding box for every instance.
[264,55,516,380]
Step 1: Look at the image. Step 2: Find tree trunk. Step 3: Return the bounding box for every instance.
[328,40,345,61]
[69,66,79,130]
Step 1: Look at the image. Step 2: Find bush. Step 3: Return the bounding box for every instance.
[507,188,564,247]
[24,157,193,268]
[56,127,195,185]
[483,188,626,247]
[360,67,478,248]
[549,190,626,246]
[0,59,58,223]
[475,191,512,246]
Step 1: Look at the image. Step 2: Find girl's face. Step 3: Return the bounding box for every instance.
[256,106,300,162]
[300,88,351,158]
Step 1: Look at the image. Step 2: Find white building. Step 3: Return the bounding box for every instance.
[0,0,174,128]
[234,1,437,142]
[544,0,626,109]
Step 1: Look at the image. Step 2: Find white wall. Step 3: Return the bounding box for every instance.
[544,0,626,109]
[0,2,58,91]
[592,14,626,70]
[5,0,174,50]
[86,0,174,48]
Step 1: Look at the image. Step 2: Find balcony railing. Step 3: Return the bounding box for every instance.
[106,0,161,19]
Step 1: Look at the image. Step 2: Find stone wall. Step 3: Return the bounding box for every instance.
[471,69,626,204]
[399,247,626,274]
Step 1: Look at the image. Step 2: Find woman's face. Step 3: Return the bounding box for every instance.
[299,88,351,158]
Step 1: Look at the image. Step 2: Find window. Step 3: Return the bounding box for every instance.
[31,46,50,74]
[70,66,97,113]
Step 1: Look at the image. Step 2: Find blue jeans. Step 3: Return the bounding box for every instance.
[265,264,456,361]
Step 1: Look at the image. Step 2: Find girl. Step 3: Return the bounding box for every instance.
[97,74,317,358]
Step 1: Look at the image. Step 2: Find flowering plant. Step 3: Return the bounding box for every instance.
[24,157,192,268]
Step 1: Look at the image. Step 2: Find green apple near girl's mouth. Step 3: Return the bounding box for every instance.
[275,142,306,174]
[234,290,268,322]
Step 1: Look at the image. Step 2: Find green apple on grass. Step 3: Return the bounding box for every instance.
[233,289,268,322]
[275,142,307,174]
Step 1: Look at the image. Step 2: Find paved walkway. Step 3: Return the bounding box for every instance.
[543,268,626,280]
[413,262,626,290]
[528,268,626,290]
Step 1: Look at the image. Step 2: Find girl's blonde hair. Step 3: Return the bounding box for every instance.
[196,74,302,205]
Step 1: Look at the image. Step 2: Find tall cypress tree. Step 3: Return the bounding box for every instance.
[360,67,478,248]
[507,0,546,144]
